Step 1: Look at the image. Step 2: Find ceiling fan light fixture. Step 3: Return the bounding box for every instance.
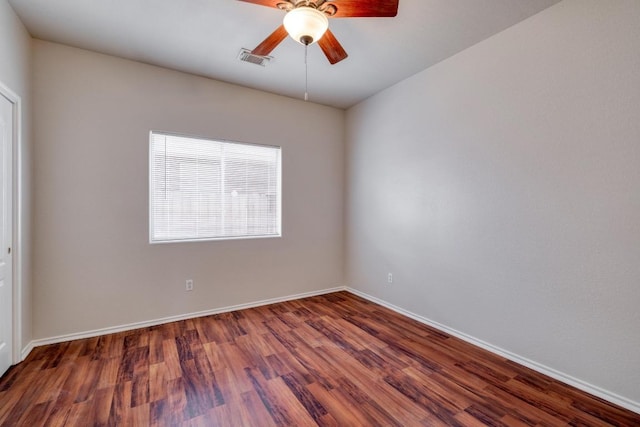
[283,6,328,46]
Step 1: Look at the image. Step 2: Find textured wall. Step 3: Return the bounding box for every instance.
[32,41,344,339]
[346,0,640,406]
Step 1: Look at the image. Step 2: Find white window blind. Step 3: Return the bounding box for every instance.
[149,132,281,243]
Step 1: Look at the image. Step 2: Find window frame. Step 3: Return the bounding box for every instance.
[148,131,282,244]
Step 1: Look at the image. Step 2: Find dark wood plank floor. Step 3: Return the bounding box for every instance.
[1,291,638,426]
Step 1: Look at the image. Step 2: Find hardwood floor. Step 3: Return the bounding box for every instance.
[1,291,638,426]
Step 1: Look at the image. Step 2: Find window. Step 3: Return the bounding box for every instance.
[149,132,281,243]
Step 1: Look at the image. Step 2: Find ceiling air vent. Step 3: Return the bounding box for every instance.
[237,48,272,67]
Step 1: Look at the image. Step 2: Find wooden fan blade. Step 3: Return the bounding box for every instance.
[318,29,348,64]
[252,25,288,56]
[331,0,399,18]
[236,0,282,9]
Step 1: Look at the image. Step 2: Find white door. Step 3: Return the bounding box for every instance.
[0,93,13,377]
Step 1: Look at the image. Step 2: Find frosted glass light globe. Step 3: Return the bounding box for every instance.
[283,7,329,45]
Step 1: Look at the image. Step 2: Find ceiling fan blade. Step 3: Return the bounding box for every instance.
[318,29,348,64]
[236,0,281,9]
[331,0,399,18]
[252,25,288,56]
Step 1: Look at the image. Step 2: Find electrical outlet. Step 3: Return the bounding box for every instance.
[388,273,393,284]
[185,279,194,291]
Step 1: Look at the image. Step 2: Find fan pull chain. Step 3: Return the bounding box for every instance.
[304,44,309,102]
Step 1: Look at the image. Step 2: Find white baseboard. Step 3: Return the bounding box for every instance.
[346,287,640,415]
[25,286,347,352]
[20,341,34,362]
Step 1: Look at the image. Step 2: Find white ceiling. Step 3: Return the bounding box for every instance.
[8,0,561,109]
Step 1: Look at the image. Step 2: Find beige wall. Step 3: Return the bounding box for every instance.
[346,0,640,407]
[32,40,345,339]
[0,0,33,357]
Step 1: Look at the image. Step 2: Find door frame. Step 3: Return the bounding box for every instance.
[0,80,22,365]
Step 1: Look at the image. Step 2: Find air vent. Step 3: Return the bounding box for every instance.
[237,48,273,66]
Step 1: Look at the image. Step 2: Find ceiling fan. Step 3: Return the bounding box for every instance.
[238,0,400,65]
